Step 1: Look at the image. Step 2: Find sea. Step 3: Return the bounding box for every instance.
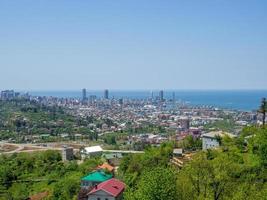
[27,90,267,112]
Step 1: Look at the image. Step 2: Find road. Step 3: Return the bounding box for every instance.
[0,142,62,155]
[0,142,144,155]
[103,150,144,154]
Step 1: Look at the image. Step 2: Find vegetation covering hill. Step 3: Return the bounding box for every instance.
[0,151,100,200]
[118,126,267,200]
[0,126,266,199]
[0,100,81,142]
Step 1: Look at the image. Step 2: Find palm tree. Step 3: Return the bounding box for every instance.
[258,98,267,126]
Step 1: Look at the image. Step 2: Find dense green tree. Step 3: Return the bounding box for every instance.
[104,135,116,145]
[0,151,100,200]
[177,135,202,150]
[177,127,267,200]
[8,183,29,200]
[52,173,80,200]
[125,167,178,200]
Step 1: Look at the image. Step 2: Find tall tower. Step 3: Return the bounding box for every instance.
[82,88,87,101]
[104,89,109,99]
[159,90,164,102]
[172,92,175,102]
[172,92,176,109]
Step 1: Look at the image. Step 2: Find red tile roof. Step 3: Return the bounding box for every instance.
[88,178,125,197]
[97,163,115,172]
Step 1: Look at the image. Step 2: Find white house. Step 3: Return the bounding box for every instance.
[202,131,235,150]
[81,145,103,159]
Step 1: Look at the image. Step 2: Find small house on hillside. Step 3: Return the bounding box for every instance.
[202,131,235,150]
[81,170,113,188]
[173,148,183,158]
[87,178,125,200]
[81,146,103,159]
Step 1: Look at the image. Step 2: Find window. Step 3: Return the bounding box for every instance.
[97,198,101,200]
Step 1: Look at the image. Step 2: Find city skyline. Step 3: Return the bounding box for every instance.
[1,0,267,90]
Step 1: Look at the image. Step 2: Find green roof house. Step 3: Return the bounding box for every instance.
[81,170,113,188]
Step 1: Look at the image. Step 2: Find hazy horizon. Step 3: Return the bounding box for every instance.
[4,89,267,93]
[1,1,267,90]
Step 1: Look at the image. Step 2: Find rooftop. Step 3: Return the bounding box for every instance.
[82,170,112,182]
[173,148,183,155]
[202,131,235,139]
[84,145,103,153]
[88,178,125,197]
[97,163,115,172]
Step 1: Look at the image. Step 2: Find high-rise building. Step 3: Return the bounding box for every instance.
[15,92,20,98]
[82,88,87,101]
[159,90,164,102]
[119,98,123,105]
[89,95,97,104]
[1,90,14,100]
[104,89,109,99]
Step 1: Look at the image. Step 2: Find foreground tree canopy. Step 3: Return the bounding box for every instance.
[0,151,100,200]
[0,126,267,200]
[119,127,267,200]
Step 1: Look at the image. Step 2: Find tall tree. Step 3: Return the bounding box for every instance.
[259,98,267,126]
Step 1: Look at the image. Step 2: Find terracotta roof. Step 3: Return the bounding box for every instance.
[97,163,115,172]
[88,178,125,197]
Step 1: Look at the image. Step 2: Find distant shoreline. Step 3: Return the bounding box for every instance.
[15,90,267,112]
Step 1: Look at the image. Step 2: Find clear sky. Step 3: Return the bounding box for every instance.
[0,0,267,90]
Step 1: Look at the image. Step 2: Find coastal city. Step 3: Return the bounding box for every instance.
[1,0,267,199]
[0,89,260,146]
[1,88,266,199]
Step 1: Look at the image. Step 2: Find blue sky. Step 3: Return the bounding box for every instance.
[0,0,267,90]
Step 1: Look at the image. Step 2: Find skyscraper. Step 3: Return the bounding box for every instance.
[159,90,164,102]
[119,98,123,105]
[1,90,14,100]
[172,92,176,109]
[104,89,109,99]
[82,88,87,101]
[89,95,97,105]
